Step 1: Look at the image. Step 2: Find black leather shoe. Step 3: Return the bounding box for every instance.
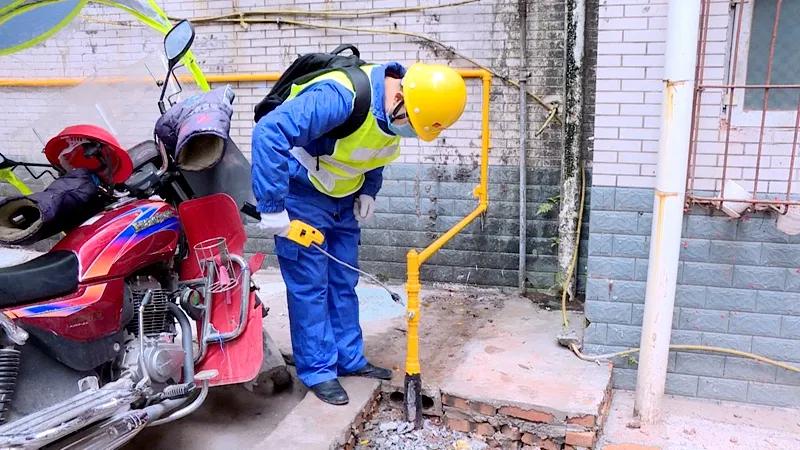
[310,379,349,405]
[343,363,393,380]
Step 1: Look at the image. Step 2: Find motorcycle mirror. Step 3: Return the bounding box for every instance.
[159,20,194,114]
[164,20,195,70]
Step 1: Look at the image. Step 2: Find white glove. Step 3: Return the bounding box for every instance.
[354,195,376,223]
[257,210,290,237]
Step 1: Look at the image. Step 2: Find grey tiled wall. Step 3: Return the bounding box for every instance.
[584,186,800,407]
[248,163,574,290]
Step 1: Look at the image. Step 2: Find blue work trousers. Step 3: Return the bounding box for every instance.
[274,183,367,388]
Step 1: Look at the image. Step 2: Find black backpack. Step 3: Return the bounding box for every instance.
[253,45,372,139]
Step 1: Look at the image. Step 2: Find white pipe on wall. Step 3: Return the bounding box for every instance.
[634,0,702,425]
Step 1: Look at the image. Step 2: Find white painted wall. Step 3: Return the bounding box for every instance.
[0,0,567,171]
[592,0,799,197]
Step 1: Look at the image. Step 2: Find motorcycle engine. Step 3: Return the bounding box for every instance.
[125,277,171,336]
[119,277,185,384]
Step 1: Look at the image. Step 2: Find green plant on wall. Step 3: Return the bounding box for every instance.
[537,195,560,216]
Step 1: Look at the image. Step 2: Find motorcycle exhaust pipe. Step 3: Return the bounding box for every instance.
[58,409,151,450]
[57,398,186,450]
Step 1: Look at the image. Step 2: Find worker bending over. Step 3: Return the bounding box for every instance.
[252,61,466,405]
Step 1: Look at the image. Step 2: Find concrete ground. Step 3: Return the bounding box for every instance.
[108,267,616,449]
[262,269,612,420]
[129,373,379,450]
[259,377,380,449]
[128,376,307,449]
[598,390,800,450]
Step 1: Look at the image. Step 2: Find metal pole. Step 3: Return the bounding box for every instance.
[518,0,528,292]
[634,0,702,424]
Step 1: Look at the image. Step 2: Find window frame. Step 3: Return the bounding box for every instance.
[728,0,800,128]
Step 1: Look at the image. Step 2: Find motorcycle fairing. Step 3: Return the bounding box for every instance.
[54,200,180,282]
[178,193,263,386]
[4,280,124,342]
[1,278,129,371]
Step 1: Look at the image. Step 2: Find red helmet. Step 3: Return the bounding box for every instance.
[44,125,133,185]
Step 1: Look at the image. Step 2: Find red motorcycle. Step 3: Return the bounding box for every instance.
[0,21,295,448]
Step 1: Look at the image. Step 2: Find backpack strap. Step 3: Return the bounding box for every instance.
[325,66,372,140]
[331,44,360,58]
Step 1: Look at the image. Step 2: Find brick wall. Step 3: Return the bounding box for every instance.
[585,187,800,406]
[586,0,800,406]
[0,1,576,289]
[591,0,671,188]
[591,0,793,193]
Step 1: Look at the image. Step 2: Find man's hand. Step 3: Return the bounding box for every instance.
[354,195,376,223]
[257,210,291,237]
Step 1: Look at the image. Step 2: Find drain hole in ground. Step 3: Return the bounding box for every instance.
[389,391,404,403]
[422,395,435,410]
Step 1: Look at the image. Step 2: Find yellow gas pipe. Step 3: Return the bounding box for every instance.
[0,70,496,87]
[403,70,491,428]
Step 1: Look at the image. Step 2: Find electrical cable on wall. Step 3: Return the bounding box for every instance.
[184,0,481,21]
[80,0,561,123]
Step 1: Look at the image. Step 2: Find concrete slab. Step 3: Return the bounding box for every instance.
[439,298,610,419]
[257,377,380,450]
[598,390,800,450]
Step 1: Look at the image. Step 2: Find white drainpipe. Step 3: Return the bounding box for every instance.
[634,0,702,424]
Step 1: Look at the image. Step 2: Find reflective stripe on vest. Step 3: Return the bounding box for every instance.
[287,66,401,198]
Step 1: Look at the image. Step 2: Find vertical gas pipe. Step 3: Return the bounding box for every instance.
[403,71,491,429]
[634,0,701,424]
[404,250,423,429]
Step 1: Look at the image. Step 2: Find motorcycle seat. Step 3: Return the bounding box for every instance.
[0,251,79,308]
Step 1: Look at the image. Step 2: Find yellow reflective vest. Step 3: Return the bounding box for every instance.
[287,66,401,197]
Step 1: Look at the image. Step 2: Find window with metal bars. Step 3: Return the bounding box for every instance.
[687,0,800,215]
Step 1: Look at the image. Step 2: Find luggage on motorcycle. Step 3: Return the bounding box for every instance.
[252,44,372,139]
[155,86,235,171]
[0,169,103,245]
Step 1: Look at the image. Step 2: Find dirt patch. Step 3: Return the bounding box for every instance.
[363,289,506,383]
[523,290,584,312]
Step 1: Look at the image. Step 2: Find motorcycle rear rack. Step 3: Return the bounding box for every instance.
[0,378,140,449]
[181,253,251,364]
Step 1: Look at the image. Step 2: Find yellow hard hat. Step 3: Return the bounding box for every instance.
[402,63,467,142]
